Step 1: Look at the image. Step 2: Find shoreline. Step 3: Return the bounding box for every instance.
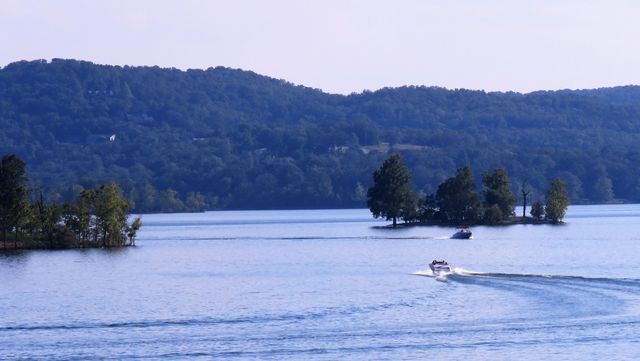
[0,240,135,251]
[381,216,563,228]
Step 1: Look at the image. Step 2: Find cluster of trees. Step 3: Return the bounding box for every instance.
[1,59,640,212]
[367,154,570,226]
[0,154,141,249]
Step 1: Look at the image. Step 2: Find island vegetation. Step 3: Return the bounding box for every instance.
[0,154,141,249]
[1,59,640,212]
[367,154,570,227]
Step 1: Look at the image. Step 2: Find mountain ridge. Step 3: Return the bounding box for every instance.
[1,59,639,211]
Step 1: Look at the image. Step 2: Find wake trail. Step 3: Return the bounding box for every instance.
[413,267,640,288]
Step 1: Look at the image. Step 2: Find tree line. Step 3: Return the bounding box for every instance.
[1,59,639,212]
[367,154,569,227]
[0,154,141,249]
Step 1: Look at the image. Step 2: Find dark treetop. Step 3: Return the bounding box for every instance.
[366,154,415,227]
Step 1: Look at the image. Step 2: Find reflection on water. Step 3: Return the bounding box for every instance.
[0,250,30,271]
[1,205,640,359]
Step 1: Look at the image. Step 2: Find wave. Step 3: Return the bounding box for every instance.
[0,300,417,333]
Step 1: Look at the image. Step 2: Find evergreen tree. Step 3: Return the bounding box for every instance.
[482,168,516,220]
[436,166,483,223]
[545,179,570,223]
[367,154,416,227]
[0,155,30,247]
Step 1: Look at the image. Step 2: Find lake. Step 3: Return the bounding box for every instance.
[2,205,640,359]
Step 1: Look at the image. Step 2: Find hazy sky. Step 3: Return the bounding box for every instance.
[2,0,640,94]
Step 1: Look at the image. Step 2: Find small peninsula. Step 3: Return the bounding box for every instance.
[0,154,141,250]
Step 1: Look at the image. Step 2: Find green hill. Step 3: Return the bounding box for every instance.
[1,59,639,211]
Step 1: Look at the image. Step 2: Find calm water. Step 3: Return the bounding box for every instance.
[2,205,640,360]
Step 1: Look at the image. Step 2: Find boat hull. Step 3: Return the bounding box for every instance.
[451,231,472,239]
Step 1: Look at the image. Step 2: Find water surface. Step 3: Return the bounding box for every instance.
[1,205,640,359]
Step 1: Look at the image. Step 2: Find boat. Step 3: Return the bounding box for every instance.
[429,260,451,274]
[451,226,472,239]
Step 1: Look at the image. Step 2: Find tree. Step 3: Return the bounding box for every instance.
[63,184,141,247]
[521,181,531,217]
[545,178,570,223]
[156,189,185,212]
[591,176,614,203]
[418,194,438,221]
[93,182,132,247]
[127,217,142,246]
[62,190,93,247]
[482,168,516,220]
[367,154,416,227]
[436,166,483,223]
[400,190,420,223]
[530,200,544,220]
[185,192,206,212]
[31,193,63,248]
[0,155,30,247]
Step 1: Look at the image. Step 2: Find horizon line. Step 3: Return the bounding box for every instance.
[2,57,639,96]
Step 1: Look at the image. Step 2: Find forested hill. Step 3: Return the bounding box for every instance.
[1,59,640,212]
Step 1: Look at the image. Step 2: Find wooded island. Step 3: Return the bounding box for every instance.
[367,154,569,227]
[0,154,141,249]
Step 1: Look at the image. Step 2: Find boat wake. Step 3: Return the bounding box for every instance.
[412,268,454,282]
[414,267,640,285]
[415,267,640,288]
[414,266,640,323]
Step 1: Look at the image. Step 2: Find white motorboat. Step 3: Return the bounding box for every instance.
[429,260,451,274]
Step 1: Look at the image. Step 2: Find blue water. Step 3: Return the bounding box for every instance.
[2,205,640,359]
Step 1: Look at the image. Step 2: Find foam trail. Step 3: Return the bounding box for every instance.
[411,266,604,283]
[451,267,588,280]
[412,269,435,278]
[452,267,480,275]
[412,268,454,282]
[443,268,640,289]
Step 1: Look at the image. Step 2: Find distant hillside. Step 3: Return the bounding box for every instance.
[1,59,640,211]
[535,85,640,106]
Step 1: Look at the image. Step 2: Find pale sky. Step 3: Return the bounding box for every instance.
[2,0,640,94]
